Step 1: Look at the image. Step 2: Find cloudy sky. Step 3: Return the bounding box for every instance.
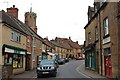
[0,0,94,44]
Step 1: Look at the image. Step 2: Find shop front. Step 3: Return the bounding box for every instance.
[85,44,96,70]
[2,44,26,75]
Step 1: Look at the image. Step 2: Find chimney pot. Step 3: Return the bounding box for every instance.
[13,5,15,8]
[76,41,78,44]
[69,36,71,40]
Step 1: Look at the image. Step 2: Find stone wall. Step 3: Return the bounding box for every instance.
[2,64,13,79]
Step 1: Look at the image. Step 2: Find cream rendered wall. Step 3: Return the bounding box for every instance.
[2,24,26,50]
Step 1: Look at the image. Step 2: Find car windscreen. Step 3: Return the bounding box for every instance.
[40,60,54,65]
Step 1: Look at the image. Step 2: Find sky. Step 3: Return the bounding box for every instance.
[0,0,94,45]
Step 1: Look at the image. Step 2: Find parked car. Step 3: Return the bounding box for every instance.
[75,57,83,60]
[55,60,59,68]
[58,58,65,64]
[64,58,69,62]
[36,60,57,78]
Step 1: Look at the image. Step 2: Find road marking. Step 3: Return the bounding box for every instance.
[76,62,92,78]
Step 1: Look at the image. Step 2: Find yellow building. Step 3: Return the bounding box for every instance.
[0,10,28,74]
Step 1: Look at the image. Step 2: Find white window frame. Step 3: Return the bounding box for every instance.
[11,31,21,43]
[104,17,109,36]
[95,26,98,40]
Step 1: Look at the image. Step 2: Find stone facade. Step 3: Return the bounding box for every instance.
[85,2,120,78]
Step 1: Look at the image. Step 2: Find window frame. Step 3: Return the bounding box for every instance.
[11,30,21,43]
[95,26,98,41]
[103,17,109,36]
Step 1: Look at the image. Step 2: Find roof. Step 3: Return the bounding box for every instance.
[50,40,64,48]
[55,37,72,49]
[68,41,81,49]
[55,37,81,49]
[84,2,107,29]
[0,10,43,42]
[43,38,55,49]
[0,10,28,36]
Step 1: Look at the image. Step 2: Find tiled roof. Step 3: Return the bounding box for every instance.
[43,38,55,49]
[68,41,81,49]
[55,37,81,49]
[0,10,28,35]
[0,10,43,42]
[55,38,72,49]
[50,40,64,48]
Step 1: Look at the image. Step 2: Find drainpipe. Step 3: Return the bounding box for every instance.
[31,35,35,70]
[98,11,102,75]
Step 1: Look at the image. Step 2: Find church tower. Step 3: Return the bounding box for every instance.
[24,8,37,33]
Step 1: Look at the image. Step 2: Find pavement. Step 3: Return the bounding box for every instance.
[77,60,108,79]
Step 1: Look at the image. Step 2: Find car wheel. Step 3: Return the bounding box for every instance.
[37,75,41,78]
[52,72,56,77]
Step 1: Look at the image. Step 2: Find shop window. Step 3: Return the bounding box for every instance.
[4,54,23,68]
[4,54,13,65]
[13,54,23,68]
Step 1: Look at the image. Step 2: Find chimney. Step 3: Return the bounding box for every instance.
[76,41,78,44]
[69,36,71,40]
[7,5,19,19]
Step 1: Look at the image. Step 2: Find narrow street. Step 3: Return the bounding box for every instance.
[12,60,91,79]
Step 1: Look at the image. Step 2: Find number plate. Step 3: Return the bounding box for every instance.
[42,72,49,74]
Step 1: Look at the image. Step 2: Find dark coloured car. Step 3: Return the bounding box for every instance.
[36,60,57,78]
[58,58,65,64]
[64,58,69,62]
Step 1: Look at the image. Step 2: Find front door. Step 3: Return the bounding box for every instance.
[104,56,112,78]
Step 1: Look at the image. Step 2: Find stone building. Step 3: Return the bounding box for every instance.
[84,2,120,78]
[24,10,43,70]
[0,6,28,75]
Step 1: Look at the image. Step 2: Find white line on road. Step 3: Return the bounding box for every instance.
[76,62,91,78]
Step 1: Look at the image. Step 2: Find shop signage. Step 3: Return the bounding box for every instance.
[5,47,25,54]
[5,48,14,53]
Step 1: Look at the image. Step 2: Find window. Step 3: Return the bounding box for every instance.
[104,48,111,55]
[4,54,23,68]
[104,17,109,36]
[13,54,23,68]
[33,37,36,47]
[27,39,30,47]
[11,31,21,43]
[39,41,42,49]
[95,27,98,40]
[88,32,91,44]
